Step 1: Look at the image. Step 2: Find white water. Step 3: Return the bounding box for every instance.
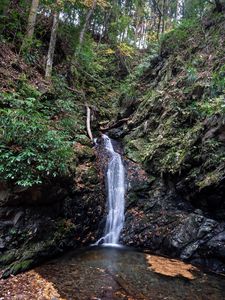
[96,134,125,246]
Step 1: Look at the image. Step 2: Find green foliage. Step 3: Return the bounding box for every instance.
[109,15,133,43]
[0,0,224,191]
[119,51,155,102]
[0,0,9,14]
[77,38,106,75]
[0,87,75,187]
[160,19,199,54]
[211,64,225,96]
[190,96,225,117]
[186,66,198,83]
[183,0,208,18]
[21,37,43,64]
[0,1,28,44]
[76,39,96,71]
[124,10,225,177]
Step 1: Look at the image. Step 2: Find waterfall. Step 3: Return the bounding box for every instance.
[96,134,125,245]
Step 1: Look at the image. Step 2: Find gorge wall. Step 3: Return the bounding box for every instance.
[108,11,225,272]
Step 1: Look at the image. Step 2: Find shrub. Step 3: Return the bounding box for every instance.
[0,92,74,187]
[160,19,199,54]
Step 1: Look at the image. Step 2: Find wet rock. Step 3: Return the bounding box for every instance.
[0,146,105,277]
[122,172,225,273]
[108,126,126,139]
[13,211,24,226]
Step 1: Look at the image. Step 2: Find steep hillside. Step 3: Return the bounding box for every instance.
[124,12,225,217]
[112,12,225,272]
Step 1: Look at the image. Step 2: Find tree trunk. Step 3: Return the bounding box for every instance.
[157,14,161,40]
[162,0,166,34]
[26,0,40,39]
[86,104,93,141]
[152,0,163,39]
[45,11,59,80]
[174,0,178,21]
[79,0,97,45]
[97,11,110,46]
[103,10,112,42]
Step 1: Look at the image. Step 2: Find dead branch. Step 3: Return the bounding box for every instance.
[85,103,93,141]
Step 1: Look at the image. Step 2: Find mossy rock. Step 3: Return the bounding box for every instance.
[80,166,99,185]
[2,259,34,278]
[0,250,17,266]
[75,144,95,161]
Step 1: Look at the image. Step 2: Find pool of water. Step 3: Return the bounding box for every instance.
[1,246,225,300]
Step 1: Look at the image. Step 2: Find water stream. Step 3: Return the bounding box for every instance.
[96,134,125,245]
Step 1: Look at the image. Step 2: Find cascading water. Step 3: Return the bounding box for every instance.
[96,134,125,245]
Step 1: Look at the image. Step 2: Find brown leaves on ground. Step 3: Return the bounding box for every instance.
[145,254,198,280]
[0,43,49,93]
[0,270,65,300]
[129,208,145,220]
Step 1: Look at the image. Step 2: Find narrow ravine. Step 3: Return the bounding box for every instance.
[96,134,126,245]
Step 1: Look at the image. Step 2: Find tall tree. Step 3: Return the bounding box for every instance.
[45,10,59,79]
[26,0,40,39]
[79,0,97,45]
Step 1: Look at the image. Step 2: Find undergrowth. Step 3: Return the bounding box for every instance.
[0,79,85,187]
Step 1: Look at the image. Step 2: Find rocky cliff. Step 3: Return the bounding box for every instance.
[109,12,225,272]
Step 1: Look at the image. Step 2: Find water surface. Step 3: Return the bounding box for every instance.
[1,247,224,300]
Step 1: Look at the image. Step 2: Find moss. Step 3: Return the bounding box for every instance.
[124,138,149,162]
[123,13,225,179]
[81,166,99,185]
[197,168,225,190]
[211,65,225,96]
[0,250,16,266]
[160,19,200,55]
[124,84,207,175]
[74,144,95,161]
[2,259,34,278]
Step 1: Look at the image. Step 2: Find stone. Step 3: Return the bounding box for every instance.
[13,212,24,226]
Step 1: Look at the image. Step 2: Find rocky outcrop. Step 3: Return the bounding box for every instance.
[105,13,225,273]
[0,144,105,277]
[121,165,225,273]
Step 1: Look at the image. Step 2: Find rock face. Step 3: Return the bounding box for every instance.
[0,145,105,277]
[121,165,225,272]
[108,13,225,273]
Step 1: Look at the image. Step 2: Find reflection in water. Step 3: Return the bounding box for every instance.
[1,247,225,300]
